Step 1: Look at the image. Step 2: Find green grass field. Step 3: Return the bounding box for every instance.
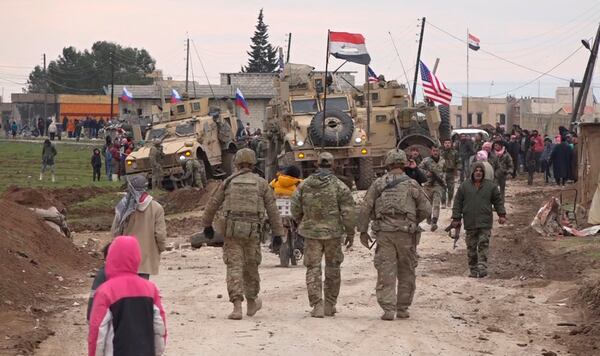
[0,140,121,192]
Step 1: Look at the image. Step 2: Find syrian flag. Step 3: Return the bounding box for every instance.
[468,33,480,51]
[329,31,371,65]
[120,87,133,102]
[171,88,182,104]
[235,88,250,116]
[368,66,378,83]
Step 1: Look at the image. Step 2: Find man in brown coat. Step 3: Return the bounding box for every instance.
[111,174,167,278]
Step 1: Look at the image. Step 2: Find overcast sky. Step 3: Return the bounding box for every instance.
[1,0,599,103]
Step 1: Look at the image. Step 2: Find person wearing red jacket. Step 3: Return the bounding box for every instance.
[531,130,544,172]
[88,235,167,356]
[109,142,121,180]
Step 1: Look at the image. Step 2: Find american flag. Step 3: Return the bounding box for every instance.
[367,66,378,83]
[419,60,452,106]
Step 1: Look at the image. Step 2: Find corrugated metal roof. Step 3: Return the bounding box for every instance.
[111,83,275,101]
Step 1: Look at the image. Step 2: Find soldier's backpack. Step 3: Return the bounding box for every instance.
[374,175,417,222]
[223,173,264,238]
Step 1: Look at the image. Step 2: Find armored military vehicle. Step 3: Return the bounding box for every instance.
[124,97,239,188]
[265,63,443,189]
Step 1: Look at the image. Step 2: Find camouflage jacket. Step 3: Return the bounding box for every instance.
[419,156,446,187]
[291,169,355,239]
[489,152,514,179]
[358,171,431,233]
[201,169,285,236]
[441,148,460,171]
[148,146,164,167]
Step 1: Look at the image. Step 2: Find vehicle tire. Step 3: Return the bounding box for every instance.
[222,151,234,176]
[309,109,354,147]
[438,105,452,142]
[279,238,291,267]
[356,157,375,190]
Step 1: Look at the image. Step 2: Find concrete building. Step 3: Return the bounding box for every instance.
[450,86,598,135]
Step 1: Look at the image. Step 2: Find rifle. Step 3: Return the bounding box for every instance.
[429,169,447,188]
[444,224,461,249]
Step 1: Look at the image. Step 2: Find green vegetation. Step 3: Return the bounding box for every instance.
[0,140,121,192]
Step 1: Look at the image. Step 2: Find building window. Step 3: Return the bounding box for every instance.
[375,114,387,122]
[476,112,482,125]
[467,113,473,126]
[137,108,142,116]
[456,114,462,128]
[499,113,506,125]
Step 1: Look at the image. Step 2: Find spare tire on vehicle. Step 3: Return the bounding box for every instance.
[438,105,452,142]
[309,109,354,147]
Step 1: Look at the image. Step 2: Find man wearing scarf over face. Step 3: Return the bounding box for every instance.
[489,141,514,200]
[111,174,167,279]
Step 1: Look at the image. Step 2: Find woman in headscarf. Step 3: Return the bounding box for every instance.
[111,174,167,279]
[474,150,494,182]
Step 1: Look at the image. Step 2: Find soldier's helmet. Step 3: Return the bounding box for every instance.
[317,152,334,166]
[383,149,408,167]
[233,148,257,167]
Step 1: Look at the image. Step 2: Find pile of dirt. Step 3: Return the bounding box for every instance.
[167,216,203,237]
[160,180,220,215]
[1,185,111,213]
[560,280,600,354]
[0,199,97,354]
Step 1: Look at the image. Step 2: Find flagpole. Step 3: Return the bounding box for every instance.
[466,28,469,128]
[322,30,330,150]
[365,65,371,139]
[412,17,426,105]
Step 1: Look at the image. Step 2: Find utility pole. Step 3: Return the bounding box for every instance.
[286,33,292,63]
[110,52,115,121]
[412,17,426,105]
[571,23,600,127]
[185,37,190,94]
[43,53,47,129]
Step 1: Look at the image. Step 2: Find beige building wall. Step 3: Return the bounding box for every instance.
[452,97,507,128]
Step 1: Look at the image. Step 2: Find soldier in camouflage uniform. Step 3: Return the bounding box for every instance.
[451,162,506,278]
[441,139,460,208]
[290,152,356,318]
[201,148,284,320]
[179,156,207,189]
[148,140,164,190]
[358,149,431,320]
[419,146,446,231]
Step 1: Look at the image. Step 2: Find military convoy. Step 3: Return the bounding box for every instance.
[124,97,239,188]
[264,63,445,189]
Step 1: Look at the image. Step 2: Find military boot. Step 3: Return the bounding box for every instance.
[246,298,262,317]
[310,301,324,318]
[39,173,43,181]
[51,174,56,183]
[228,301,243,320]
[381,310,395,321]
[324,303,337,317]
[396,308,410,319]
[430,217,438,232]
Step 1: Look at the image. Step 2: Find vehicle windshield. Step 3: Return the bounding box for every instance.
[175,122,196,136]
[146,128,167,141]
[291,99,318,114]
[325,97,349,111]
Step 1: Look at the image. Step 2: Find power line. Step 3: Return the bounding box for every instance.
[488,45,584,97]
[426,21,573,82]
[190,39,215,98]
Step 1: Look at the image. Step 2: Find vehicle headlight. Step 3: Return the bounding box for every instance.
[179,155,187,161]
[126,159,134,166]
[181,150,191,157]
[297,140,304,147]
[126,159,137,169]
[354,137,362,144]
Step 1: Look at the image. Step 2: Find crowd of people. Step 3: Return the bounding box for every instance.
[3,115,114,141]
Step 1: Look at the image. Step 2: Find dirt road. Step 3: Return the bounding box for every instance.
[36,189,573,356]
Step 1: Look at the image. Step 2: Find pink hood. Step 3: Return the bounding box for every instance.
[105,235,141,278]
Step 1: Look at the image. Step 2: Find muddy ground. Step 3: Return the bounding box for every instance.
[3,178,600,355]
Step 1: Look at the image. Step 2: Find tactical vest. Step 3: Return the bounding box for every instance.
[374,175,417,222]
[300,176,341,223]
[223,173,264,221]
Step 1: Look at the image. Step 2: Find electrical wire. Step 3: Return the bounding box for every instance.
[487,45,584,97]
[427,21,573,82]
[190,39,215,98]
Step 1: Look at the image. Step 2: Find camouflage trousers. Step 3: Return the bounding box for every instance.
[151,166,163,190]
[303,237,344,307]
[425,185,443,221]
[222,235,262,302]
[374,231,417,312]
[442,171,456,206]
[465,229,491,274]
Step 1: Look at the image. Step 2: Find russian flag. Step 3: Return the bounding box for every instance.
[235,88,250,116]
[120,87,133,103]
[171,88,182,104]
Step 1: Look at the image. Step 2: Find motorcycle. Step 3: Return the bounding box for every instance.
[272,198,304,267]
